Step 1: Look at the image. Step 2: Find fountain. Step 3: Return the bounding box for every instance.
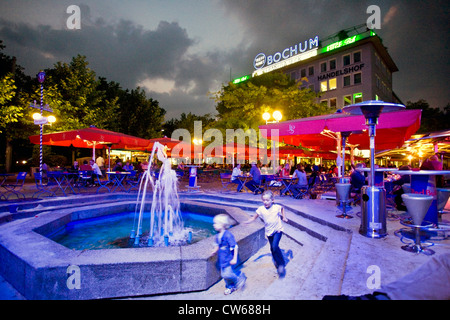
[0,142,266,299]
[130,142,189,247]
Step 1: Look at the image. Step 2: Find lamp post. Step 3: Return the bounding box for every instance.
[262,111,282,174]
[37,71,46,179]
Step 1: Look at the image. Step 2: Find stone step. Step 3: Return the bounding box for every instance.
[186,194,352,299]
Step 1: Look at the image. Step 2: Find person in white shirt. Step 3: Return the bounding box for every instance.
[96,156,105,170]
[230,163,243,192]
[89,159,102,184]
[244,190,288,277]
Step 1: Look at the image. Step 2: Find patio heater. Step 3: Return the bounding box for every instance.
[343,100,405,238]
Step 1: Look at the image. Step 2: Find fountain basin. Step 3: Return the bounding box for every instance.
[0,200,265,299]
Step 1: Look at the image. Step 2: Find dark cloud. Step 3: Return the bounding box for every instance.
[0,0,448,122]
[222,0,450,109]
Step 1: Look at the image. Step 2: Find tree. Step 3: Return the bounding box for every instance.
[211,72,330,135]
[0,41,36,171]
[163,112,216,138]
[406,99,450,133]
[43,55,119,131]
[116,87,166,139]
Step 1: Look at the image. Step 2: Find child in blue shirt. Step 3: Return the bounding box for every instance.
[212,214,246,295]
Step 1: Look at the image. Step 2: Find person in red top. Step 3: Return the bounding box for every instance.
[79,160,92,171]
[281,163,290,177]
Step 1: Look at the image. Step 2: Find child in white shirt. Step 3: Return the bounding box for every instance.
[245,190,288,277]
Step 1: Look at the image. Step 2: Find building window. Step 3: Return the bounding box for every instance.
[320,100,328,108]
[308,66,314,76]
[330,98,337,108]
[354,73,362,85]
[344,95,352,106]
[343,75,351,87]
[329,78,337,90]
[301,68,306,78]
[329,59,336,70]
[290,71,297,80]
[320,81,327,92]
[353,51,361,63]
[320,62,327,73]
[353,93,363,103]
[343,54,351,66]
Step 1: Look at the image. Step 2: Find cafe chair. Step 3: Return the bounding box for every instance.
[219,173,232,193]
[32,172,55,198]
[293,184,309,199]
[253,177,265,195]
[77,170,93,191]
[126,172,142,193]
[95,173,111,193]
[3,172,27,200]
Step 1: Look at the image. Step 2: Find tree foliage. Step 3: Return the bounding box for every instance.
[211,72,330,134]
[406,99,450,133]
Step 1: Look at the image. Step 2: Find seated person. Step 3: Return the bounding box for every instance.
[393,165,411,211]
[245,162,263,194]
[350,163,366,199]
[79,160,92,171]
[123,161,134,171]
[230,164,243,192]
[291,164,309,197]
[112,161,124,172]
[89,159,103,184]
[70,160,79,172]
[280,163,290,177]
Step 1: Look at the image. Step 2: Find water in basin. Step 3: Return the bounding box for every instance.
[47,210,216,250]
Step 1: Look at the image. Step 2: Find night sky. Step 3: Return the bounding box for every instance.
[0,0,448,119]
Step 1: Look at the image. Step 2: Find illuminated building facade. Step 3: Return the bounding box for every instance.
[250,25,402,109]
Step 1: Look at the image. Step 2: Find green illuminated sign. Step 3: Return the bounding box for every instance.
[232,75,251,84]
[320,31,375,54]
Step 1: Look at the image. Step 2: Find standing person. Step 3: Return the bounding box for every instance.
[211,214,246,295]
[96,155,105,170]
[244,190,289,278]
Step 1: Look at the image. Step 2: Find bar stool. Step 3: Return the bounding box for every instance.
[400,193,435,255]
[437,188,450,217]
[335,183,353,219]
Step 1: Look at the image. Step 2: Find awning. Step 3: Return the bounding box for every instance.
[259,109,422,151]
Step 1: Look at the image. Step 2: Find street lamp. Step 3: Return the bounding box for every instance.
[262,111,283,174]
[33,70,56,183]
[263,110,282,124]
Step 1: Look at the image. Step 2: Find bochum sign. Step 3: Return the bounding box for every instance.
[252,35,319,76]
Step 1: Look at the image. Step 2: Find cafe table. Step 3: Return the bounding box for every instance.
[392,169,450,226]
[107,171,131,192]
[237,174,251,192]
[279,176,298,197]
[47,171,78,196]
[0,173,15,200]
[357,167,397,187]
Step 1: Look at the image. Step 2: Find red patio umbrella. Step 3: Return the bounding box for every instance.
[29,126,150,150]
[29,127,151,170]
[259,109,421,151]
